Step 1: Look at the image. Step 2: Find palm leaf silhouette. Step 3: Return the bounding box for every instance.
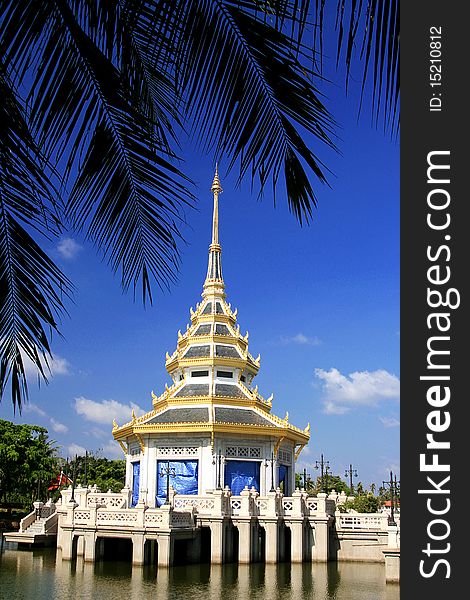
[0,0,399,411]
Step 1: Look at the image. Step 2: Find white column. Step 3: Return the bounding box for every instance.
[290,521,304,563]
[84,531,96,562]
[209,520,224,564]
[132,533,146,565]
[312,518,329,562]
[237,521,252,563]
[157,533,173,567]
[264,521,279,563]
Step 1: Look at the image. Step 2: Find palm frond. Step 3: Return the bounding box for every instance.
[141,0,336,224]
[315,0,400,132]
[0,68,72,412]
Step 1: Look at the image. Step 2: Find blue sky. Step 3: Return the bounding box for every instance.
[0,27,399,490]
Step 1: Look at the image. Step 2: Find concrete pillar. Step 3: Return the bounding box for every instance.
[383,548,400,582]
[237,521,252,563]
[290,520,304,563]
[84,531,96,562]
[264,521,279,563]
[61,530,74,560]
[209,520,224,564]
[312,518,329,562]
[157,533,173,567]
[76,535,85,557]
[132,533,146,565]
[252,522,260,562]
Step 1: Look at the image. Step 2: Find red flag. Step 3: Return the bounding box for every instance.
[47,471,72,491]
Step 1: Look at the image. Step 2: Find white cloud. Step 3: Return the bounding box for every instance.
[57,237,82,260]
[74,396,144,425]
[23,403,47,417]
[280,333,321,346]
[315,367,400,415]
[50,418,68,433]
[102,440,125,460]
[379,416,400,428]
[67,443,87,457]
[22,352,70,378]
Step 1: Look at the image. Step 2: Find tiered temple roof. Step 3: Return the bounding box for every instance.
[113,168,310,454]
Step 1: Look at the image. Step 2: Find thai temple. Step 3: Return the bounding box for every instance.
[112,167,310,507]
[5,171,400,581]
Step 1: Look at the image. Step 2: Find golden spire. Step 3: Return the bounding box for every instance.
[203,166,224,295]
[210,164,222,245]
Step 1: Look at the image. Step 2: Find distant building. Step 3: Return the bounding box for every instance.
[112,169,310,508]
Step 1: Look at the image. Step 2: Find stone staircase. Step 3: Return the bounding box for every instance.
[3,502,58,546]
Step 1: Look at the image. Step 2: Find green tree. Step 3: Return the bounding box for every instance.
[342,493,380,513]
[69,454,126,493]
[0,419,59,507]
[0,1,399,410]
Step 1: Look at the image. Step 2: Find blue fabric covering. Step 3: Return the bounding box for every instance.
[224,460,260,495]
[279,464,288,495]
[131,461,140,507]
[156,460,198,506]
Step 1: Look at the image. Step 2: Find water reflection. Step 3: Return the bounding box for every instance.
[0,540,399,600]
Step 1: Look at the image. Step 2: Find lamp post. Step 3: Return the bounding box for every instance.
[212,450,225,489]
[265,452,276,492]
[345,464,358,494]
[314,454,330,493]
[70,455,78,502]
[84,450,88,487]
[382,470,400,525]
[160,462,176,505]
[302,468,312,491]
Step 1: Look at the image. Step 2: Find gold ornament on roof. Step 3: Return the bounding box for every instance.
[151,390,158,401]
[284,411,289,423]
[112,419,118,430]
[304,422,310,433]
[131,409,137,423]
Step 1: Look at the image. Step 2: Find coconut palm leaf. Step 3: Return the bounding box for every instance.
[0,0,399,410]
[0,67,72,412]
[315,0,399,132]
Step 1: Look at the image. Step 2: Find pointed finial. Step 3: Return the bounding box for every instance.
[304,422,310,433]
[211,163,223,194]
[284,411,289,422]
[151,390,157,401]
[112,419,118,430]
[131,409,137,423]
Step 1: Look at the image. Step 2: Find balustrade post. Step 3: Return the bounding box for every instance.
[212,489,225,516]
[223,486,232,515]
[250,487,259,516]
[316,493,327,516]
[136,499,147,527]
[239,487,251,516]
[120,485,132,508]
[88,504,97,528]
[291,488,303,517]
[266,490,278,517]
[160,504,172,528]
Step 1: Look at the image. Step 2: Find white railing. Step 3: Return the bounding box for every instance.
[19,510,37,533]
[173,496,215,514]
[87,493,127,509]
[337,513,389,531]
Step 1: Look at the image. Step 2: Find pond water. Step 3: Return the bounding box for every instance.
[0,537,399,600]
